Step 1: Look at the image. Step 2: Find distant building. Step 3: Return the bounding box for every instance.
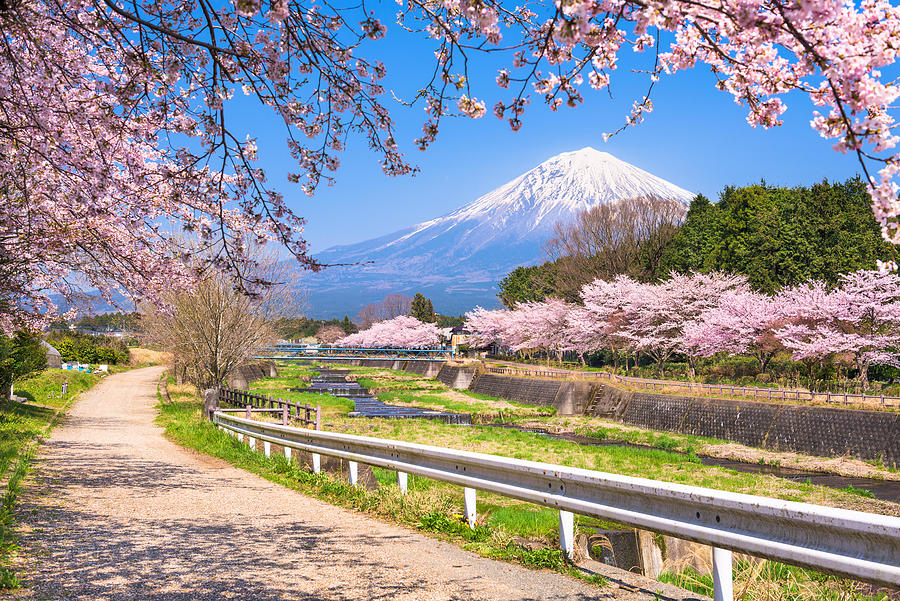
[447,325,467,350]
[42,341,62,369]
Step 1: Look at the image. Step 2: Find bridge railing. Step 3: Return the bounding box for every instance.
[482,365,900,407]
[218,387,321,430]
[213,411,900,600]
[254,345,455,361]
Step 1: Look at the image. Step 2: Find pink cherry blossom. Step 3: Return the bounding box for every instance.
[336,315,442,348]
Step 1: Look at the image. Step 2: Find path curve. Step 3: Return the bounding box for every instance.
[7,367,668,601]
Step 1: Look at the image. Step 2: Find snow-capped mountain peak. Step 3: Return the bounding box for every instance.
[414,146,692,231]
[307,149,693,317]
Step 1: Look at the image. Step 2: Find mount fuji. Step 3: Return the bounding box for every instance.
[304,147,694,318]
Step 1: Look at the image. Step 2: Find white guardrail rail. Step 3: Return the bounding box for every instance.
[214,411,900,600]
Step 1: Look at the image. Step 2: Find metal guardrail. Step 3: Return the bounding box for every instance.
[483,365,900,407]
[213,411,900,599]
[255,345,455,362]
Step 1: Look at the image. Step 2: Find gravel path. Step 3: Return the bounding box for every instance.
[5,367,686,601]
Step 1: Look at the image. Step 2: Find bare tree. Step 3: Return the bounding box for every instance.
[143,252,301,390]
[545,197,685,300]
[315,325,345,344]
[356,293,413,329]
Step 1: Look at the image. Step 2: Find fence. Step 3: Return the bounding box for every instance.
[482,365,900,407]
[213,411,899,600]
[218,387,321,430]
[254,345,455,362]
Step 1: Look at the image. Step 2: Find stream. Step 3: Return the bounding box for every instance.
[304,367,900,504]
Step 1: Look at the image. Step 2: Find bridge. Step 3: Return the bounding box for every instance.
[255,344,455,361]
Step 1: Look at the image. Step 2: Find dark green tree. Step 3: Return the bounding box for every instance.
[436,314,465,328]
[1,332,47,399]
[658,178,893,292]
[497,264,558,308]
[409,293,437,322]
[340,315,357,334]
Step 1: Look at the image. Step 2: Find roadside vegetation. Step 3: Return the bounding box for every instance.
[0,369,99,589]
[159,363,896,600]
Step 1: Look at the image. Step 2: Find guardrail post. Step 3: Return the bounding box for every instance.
[236,432,243,443]
[348,461,358,486]
[247,435,256,451]
[464,487,476,528]
[312,453,321,473]
[284,445,292,462]
[559,510,574,557]
[712,547,734,601]
[263,441,271,457]
[397,471,408,494]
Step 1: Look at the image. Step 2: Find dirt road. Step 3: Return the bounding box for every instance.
[6,367,683,601]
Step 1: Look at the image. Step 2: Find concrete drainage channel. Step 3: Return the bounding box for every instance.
[295,367,900,502]
[293,369,472,425]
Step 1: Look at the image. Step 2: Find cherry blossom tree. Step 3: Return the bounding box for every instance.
[405,0,900,248]
[464,306,515,349]
[1,0,407,333]
[682,291,787,372]
[598,272,747,373]
[336,315,441,347]
[775,271,900,387]
[6,0,900,334]
[577,275,643,368]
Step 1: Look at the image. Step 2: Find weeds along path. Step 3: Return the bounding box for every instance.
[5,367,646,601]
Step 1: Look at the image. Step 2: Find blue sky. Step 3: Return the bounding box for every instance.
[235,23,864,256]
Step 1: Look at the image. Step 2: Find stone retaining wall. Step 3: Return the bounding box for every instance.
[594,383,900,466]
[226,361,278,390]
[435,364,478,390]
[470,374,563,407]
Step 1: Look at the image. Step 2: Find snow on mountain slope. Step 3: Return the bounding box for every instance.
[305,147,693,317]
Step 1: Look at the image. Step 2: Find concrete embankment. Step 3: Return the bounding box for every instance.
[335,359,900,467]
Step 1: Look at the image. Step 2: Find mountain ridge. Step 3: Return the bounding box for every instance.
[304,148,694,317]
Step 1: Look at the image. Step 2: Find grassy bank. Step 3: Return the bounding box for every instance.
[169,360,893,600]
[159,389,889,601]
[0,369,99,589]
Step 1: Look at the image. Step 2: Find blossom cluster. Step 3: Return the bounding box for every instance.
[1,0,408,333]
[335,316,442,348]
[465,270,900,384]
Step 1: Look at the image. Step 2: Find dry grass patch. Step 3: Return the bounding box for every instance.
[129,347,172,366]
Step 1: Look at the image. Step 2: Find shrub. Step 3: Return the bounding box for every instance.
[45,332,129,365]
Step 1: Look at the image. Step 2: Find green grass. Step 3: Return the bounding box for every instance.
[340,416,894,512]
[163,385,896,600]
[841,484,876,499]
[13,369,98,409]
[257,363,897,512]
[0,369,100,590]
[574,423,727,455]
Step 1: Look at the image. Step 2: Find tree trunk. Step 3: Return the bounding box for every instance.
[857,357,870,390]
